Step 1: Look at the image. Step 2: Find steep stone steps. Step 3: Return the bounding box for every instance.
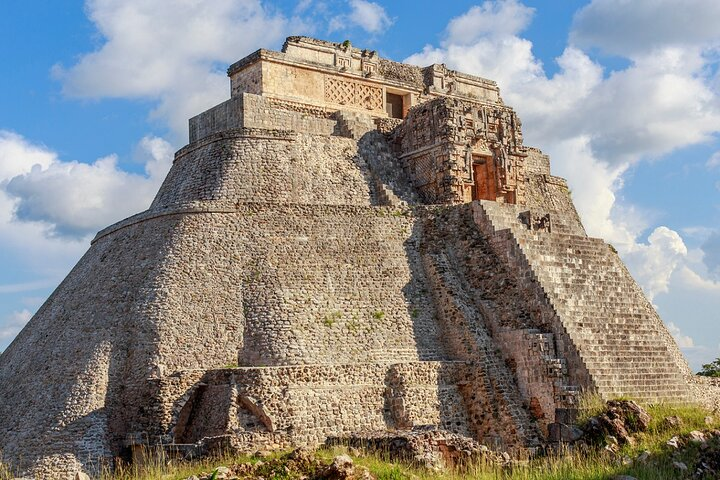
[357,131,421,206]
[473,200,692,404]
[419,206,583,438]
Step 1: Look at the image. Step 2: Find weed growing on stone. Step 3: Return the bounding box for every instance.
[323,311,342,327]
[347,315,361,333]
[372,310,385,321]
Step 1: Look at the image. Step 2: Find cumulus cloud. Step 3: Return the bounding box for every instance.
[623,227,688,301]
[53,0,292,140]
[0,310,32,342]
[571,0,720,57]
[667,322,695,348]
[445,0,534,44]
[1,132,172,239]
[329,0,393,35]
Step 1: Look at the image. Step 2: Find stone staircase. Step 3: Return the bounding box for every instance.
[418,205,587,445]
[421,249,543,449]
[474,200,691,404]
[357,131,421,207]
[334,110,376,140]
[333,110,420,207]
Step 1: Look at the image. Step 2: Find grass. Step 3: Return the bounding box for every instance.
[1,403,716,480]
[323,311,343,327]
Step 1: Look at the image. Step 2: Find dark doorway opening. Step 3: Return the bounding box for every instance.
[386,92,404,119]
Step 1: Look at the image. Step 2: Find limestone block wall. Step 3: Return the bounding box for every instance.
[524,148,551,175]
[230,58,262,97]
[231,56,387,117]
[167,362,479,449]
[189,96,244,143]
[152,129,372,210]
[0,214,193,477]
[94,203,449,371]
[189,94,336,143]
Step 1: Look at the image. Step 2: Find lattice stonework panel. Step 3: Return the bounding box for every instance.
[356,83,383,110]
[412,153,436,187]
[325,77,382,111]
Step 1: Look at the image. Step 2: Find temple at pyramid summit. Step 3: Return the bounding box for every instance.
[0,36,711,478]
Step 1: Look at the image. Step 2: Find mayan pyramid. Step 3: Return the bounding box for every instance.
[0,37,692,479]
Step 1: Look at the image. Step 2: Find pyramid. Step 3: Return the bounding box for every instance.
[0,37,692,479]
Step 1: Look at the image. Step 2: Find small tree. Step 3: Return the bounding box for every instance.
[698,357,720,377]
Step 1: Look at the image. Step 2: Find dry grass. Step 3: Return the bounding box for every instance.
[1,402,716,480]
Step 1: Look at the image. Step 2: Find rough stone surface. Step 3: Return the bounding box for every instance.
[583,401,651,446]
[0,36,705,479]
[326,428,497,470]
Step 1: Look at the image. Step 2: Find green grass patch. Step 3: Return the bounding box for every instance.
[2,403,715,480]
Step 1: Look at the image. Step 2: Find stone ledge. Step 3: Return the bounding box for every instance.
[92,202,417,244]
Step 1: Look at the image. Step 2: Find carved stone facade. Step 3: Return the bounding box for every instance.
[0,37,701,479]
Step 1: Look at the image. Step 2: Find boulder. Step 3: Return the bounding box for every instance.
[688,430,706,443]
[583,400,651,445]
[548,422,584,443]
[322,454,355,480]
[213,466,231,479]
[662,415,683,430]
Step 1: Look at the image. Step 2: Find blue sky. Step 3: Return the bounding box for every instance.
[1,0,719,371]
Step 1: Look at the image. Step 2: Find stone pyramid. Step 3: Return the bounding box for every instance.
[0,37,692,479]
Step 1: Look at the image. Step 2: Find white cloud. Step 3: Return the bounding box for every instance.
[2,132,172,239]
[571,0,720,57]
[707,151,720,169]
[329,0,393,35]
[445,0,534,45]
[623,227,688,301]
[667,322,695,348]
[0,310,32,342]
[348,0,392,34]
[53,0,291,140]
[0,131,55,184]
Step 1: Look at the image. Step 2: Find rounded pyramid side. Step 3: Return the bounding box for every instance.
[0,211,216,477]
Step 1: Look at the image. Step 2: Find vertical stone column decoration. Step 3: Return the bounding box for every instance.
[423,64,449,94]
[361,50,378,77]
[334,41,353,71]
